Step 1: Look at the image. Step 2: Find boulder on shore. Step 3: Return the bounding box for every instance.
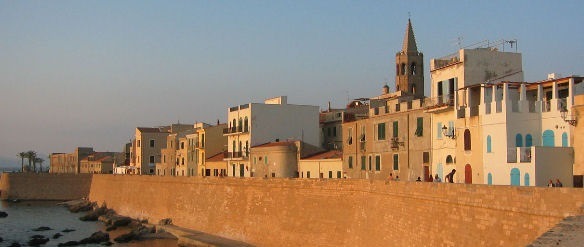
[28,235,49,246]
[53,233,63,239]
[79,207,111,221]
[59,200,94,213]
[79,231,109,244]
[158,218,172,225]
[62,229,76,233]
[0,211,7,217]
[57,241,79,247]
[32,226,52,231]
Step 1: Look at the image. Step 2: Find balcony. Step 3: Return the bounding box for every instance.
[423,94,454,112]
[224,151,243,159]
[507,147,533,163]
[223,126,249,135]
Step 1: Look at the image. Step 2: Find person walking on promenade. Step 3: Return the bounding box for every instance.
[548,179,555,187]
[445,169,456,183]
[434,174,442,183]
[555,179,563,187]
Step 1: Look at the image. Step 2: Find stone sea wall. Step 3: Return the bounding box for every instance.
[0,173,92,200]
[88,174,584,247]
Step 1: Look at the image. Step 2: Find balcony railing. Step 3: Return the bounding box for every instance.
[223,126,249,135]
[423,94,454,110]
[224,151,243,159]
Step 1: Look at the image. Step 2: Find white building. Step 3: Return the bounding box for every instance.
[224,96,320,177]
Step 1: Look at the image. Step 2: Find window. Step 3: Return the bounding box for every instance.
[375,155,381,171]
[181,157,184,165]
[181,142,185,149]
[415,117,423,136]
[137,140,141,147]
[327,128,331,137]
[328,171,333,178]
[525,134,533,147]
[562,132,568,147]
[360,125,366,142]
[201,134,205,148]
[401,63,406,75]
[436,122,443,139]
[150,140,155,148]
[333,127,337,137]
[253,156,257,165]
[542,130,554,147]
[244,117,249,132]
[423,152,429,163]
[348,156,353,169]
[411,62,416,75]
[149,156,155,163]
[486,135,492,153]
[337,171,342,178]
[368,156,372,171]
[515,134,523,147]
[264,156,268,164]
[392,121,398,138]
[464,129,471,150]
[393,154,399,171]
[361,156,366,170]
[377,123,386,140]
[307,171,311,178]
[347,127,353,145]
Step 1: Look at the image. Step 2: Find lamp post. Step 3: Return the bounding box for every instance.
[560,108,577,126]
[442,125,456,139]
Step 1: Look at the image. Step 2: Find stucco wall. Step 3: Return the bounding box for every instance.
[89,175,584,247]
[0,173,92,200]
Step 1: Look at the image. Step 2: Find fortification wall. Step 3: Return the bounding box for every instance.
[0,173,92,200]
[88,175,584,247]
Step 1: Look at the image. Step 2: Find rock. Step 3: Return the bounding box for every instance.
[9,242,22,247]
[0,236,3,242]
[110,216,132,227]
[64,200,94,213]
[57,241,79,246]
[53,233,63,239]
[0,211,7,217]
[32,226,52,231]
[105,225,117,231]
[28,235,49,246]
[62,229,76,233]
[101,241,113,246]
[79,231,109,244]
[79,207,108,221]
[158,218,172,225]
[113,231,137,243]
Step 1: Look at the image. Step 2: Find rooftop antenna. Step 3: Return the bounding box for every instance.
[457,36,463,49]
[505,39,518,52]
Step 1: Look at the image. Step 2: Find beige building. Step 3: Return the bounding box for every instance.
[187,123,227,177]
[320,103,369,151]
[573,94,584,187]
[130,124,193,175]
[80,152,116,174]
[49,147,94,174]
[427,40,524,184]
[298,150,343,179]
[342,19,432,182]
[204,152,228,177]
[250,140,322,178]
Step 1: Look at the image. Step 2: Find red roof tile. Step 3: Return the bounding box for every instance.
[302,150,343,160]
[206,152,226,162]
[251,141,297,148]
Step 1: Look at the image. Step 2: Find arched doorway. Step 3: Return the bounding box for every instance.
[464,164,472,184]
[524,173,530,186]
[487,173,493,185]
[510,168,520,186]
[239,164,245,177]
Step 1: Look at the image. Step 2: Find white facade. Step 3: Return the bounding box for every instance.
[224,96,320,177]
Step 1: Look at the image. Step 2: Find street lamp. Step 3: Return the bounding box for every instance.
[442,125,456,139]
[560,108,577,126]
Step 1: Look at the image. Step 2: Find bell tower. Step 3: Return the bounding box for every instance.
[395,19,424,98]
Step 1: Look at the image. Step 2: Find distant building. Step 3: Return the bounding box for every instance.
[204,152,227,177]
[186,123,227,177]
[80,152,116,174]
[224,96,320,177]
[298,150,343,179]
[49,147,94,174]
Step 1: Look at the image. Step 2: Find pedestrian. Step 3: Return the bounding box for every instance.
[416,177,422,182]
[555,179,563,187]
[445,169,456,183]
[395,175,400,181]
[548,179,554,187]
[428,175,434,182]
[388,173,394,181]
[434,174,441,183]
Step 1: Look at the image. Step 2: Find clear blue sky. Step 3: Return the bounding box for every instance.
[1,0,583,166]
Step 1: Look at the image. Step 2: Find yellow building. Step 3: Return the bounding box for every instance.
[80,152,115,174]
[49,147,94,174]
[298,150,343,179]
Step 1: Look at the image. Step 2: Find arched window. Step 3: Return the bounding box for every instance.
[510,168,520,186]
[410,62,416,75]
[525,134,533,147]
[244,117,249,132]
[524,173,530,186]
[515,134,523,147]
[487,173,493,185]
[446,155,453,164]
[562,132,568,147]
[486,135,492,153]
[232,141,236,154]
[401,63,406,75]
[232,119,236,131]
[542,130,555,147]
[238,141,242,153]
[245,141,249,155]
[396,64,399,76]
[238,118,243,131]
[464,129,471,150]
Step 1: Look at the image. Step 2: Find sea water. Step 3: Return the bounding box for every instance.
[0,200,178,247]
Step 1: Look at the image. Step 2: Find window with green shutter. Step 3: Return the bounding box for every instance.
[393,154,399,170]
[361,156,366,170]
[415,117,423,136]
[437,122,443,139]
[375,155,381,171]
[393,121,399,137]
[377,123,386,140]
[348,156,353,169]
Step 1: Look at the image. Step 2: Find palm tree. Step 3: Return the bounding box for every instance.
[26,150,36,172]
[18,152,27,172]
[35,157,44,173]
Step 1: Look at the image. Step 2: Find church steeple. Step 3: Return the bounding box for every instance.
[395,18,424,98]
[402,19,418,53]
